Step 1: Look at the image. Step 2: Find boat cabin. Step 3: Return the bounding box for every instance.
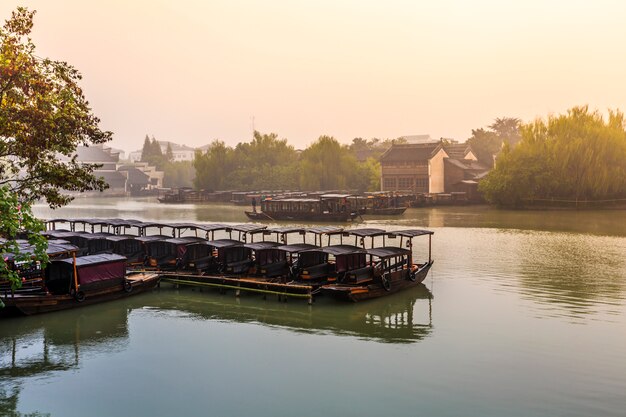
[144,236,206,269]
[294,245,366,283]
[104,235,145,264]
[45,253,127,295]
[204,239,251,274]
[244,241,286,277]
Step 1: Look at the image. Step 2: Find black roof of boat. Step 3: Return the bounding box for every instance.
[387,229,434,237]
[134,235,171,242]
[304,244,366,256]
[55,253,127,267]
[244,241,282,251]
[306,226,344,235]
[344,228,387,237]
[206,239,244,248]
[367,247,412,258]
[276,243,319,253]
[104,235,140,242]
[226,224,267,233]
[165,236,207,245]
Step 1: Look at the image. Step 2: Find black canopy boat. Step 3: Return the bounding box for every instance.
[104,235,145,265]
[244,195,360,222]
[1,241,79,295]
[321,229,434,301]
[1,253,159,316]
[144,236,206,270]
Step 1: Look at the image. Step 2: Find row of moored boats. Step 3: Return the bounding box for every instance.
[0,218,434,316]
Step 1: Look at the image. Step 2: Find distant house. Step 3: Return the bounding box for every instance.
[65,145,163,195]
[379,143,439,193]
[379,142,489,199]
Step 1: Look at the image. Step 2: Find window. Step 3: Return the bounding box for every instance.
[415,178,428,191]
[383,177,396,189]
[398,178,413,189]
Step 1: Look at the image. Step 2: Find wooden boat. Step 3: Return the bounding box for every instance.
[1,254,159,316]
[320,229,434,302]
[245,196,359,222]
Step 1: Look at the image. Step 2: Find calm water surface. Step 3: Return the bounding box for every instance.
[1,197,625,417]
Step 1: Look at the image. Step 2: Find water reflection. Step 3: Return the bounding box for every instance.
[34,196,626,236]
[144,283,433,344]
[515,232,626,319]
[0,306,129,415]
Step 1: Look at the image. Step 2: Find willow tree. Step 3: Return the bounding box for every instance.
[1,8,111,289]
[480,106,626,206]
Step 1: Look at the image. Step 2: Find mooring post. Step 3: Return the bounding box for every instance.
[235,281,241,297]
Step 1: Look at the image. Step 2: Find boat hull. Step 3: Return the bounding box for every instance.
[0,273,160,317]
[320,261,433,302]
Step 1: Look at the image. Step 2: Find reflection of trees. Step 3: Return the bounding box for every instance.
[0,306,129,415]
[517,233,626,318]
[147,284,434,344]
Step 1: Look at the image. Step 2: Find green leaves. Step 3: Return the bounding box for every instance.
[0,185,47,290]
[1,7,112,208]
[479,106,626,206]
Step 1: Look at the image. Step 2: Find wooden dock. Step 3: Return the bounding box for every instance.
[158,272,315,304]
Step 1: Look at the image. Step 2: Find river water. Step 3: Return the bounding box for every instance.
[2,197,625,417]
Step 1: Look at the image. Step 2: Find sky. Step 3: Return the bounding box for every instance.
[2,0,626,153]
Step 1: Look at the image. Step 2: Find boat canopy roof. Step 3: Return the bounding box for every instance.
[225,224,266,233]
[266,198,320,203]
[387,229,434,238]
[244,241,281,251]
[104,235,139,242]
[55,253,127,268]
[164,236,206,245]
[367,247,412,258]
[344,228,387,238]
[306,226,344,235]
[206,239,244,249]
[320,193,354,199]
[305,244,365,256]
[134,235,171,242]
[276,243,319,253]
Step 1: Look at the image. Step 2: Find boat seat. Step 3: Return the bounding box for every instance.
[345,266,373,283]
[225,259,252,275]
[260,260,288,277]
[300,263,328,280]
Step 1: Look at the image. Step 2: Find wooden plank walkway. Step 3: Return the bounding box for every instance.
[158,272,315,304]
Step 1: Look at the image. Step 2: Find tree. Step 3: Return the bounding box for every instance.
[489,117,521,145]
[0,186,48,290]
[479,106,626,206]
[165,142,174,162]
[0,8,112,208]
[193,140,234,191]
[467,128,501,168]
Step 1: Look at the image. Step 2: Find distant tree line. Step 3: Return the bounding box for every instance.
[479,106,626,206]
[140,135,194,188]
[193,132,382,192]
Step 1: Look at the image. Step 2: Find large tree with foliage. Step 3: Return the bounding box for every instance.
[479,106,626,206]
[467,117,521,168]
[193,140,235,191]
[0,8,111,208]
[1,8,110,289]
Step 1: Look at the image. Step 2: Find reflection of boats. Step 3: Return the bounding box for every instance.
[149,283,434,344]
[0,304,129,415]
[1,254,159,317]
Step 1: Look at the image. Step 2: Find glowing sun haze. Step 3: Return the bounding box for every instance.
[2,0,626,152]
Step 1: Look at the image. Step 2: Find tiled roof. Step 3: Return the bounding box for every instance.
[380,143,439,162]
[74,145,119,163]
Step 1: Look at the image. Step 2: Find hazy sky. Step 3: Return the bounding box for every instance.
[2,0,626,153]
